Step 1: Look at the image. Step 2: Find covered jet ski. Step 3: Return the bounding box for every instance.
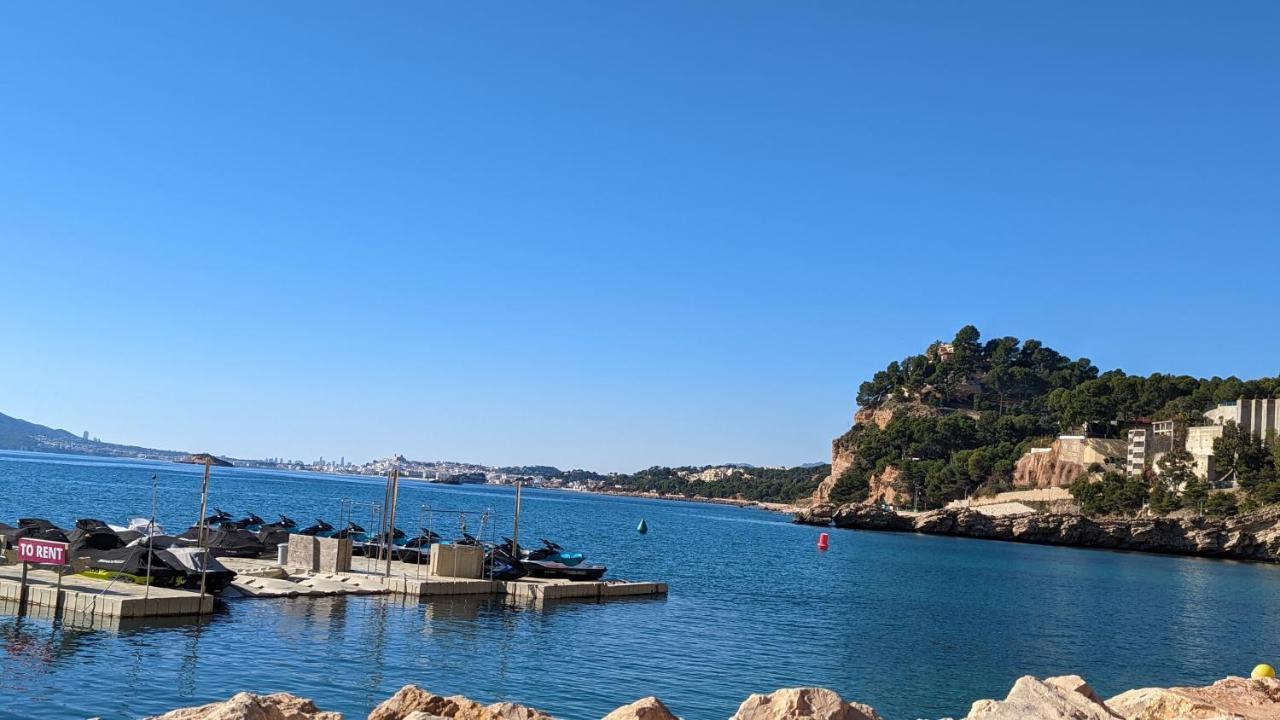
[178,523,267,558]
[72,543,186,587]
[68,519,126,551]
[0,518,70,547]
[516,538,606,581]
[143,537,236,593]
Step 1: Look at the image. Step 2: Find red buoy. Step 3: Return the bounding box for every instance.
[817,532,829,550]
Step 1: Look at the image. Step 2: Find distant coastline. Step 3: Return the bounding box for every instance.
[549,485,799,514]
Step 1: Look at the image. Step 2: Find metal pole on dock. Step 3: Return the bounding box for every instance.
[385,468,399,578]
[145,473,157,600]
[512,480,523,562]
[196,460,212,603]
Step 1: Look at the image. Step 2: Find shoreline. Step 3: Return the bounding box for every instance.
[809,504,1280,564]
[547,485,800,514]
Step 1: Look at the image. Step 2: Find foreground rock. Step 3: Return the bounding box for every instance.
[368,685,552,720]
[1107,676,1280,720]
[602,697,679,720]
[144,693,341,720]
[827,505,1280,563]
[146,674,1280,720]
[966,675,1119,719]
[732,687,882,720]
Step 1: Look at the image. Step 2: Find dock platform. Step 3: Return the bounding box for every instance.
[0,554,667,619]
[0,564,214,618]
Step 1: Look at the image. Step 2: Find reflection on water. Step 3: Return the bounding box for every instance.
[5,451,1280,720]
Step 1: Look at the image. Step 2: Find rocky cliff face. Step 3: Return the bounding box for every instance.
[1012,438,1125,489]
[822,504,1280,562]
[812,402,939,506]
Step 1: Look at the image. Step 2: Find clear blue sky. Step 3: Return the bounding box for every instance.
[1,3,1277,472]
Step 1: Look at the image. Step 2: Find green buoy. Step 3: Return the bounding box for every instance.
[637,518,648,535]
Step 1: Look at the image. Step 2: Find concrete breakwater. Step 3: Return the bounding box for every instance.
[143,674,1280,720]
[798,503,1280,562]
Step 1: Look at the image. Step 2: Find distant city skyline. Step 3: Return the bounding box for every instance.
[3,3,1279,472]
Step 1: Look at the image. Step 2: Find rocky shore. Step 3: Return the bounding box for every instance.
[796,503,1280,563]
[142,674,1280,719]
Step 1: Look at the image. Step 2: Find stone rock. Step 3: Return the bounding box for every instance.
[367,686,551,720]
[831,505,912,531]
[602,697,678,720]
[794,504,835,526]
[965,675,1120,719]
[1106,676,1280,720]
[145,693,341,720]
[731,687,882,720]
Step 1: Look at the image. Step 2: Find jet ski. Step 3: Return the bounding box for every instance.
[484,539,527,581]
[139,536,237,593]
[517,538,606,581]
[0,518,70,549]
[68,519,126,550]
[332,521,368,556]
[256,521,294,553]
[229,512,265,530]
[362,527,407,561]
[276,515,297,530]
[397,529,442,564]
[203,509,233,526]
[297,519,333,536]
[177,522,268,558]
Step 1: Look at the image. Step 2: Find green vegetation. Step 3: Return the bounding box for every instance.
[555,464,830,504]
[832,325,1280,514]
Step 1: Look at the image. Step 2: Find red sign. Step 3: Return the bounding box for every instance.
[17,538,68,566]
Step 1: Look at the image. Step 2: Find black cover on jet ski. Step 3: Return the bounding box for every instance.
[68,519,126,551]
[15,518,70,543]
[73,544,186,586]
[198,526,267,558]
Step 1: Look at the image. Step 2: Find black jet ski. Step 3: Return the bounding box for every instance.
[297,519,333,536]
[229,512,265,530]
[485,539,527,581]
[397,529,442,564]
[517,538,606,581]
[362,527,407,561]
[276,515,297,530]
[256,521,294,552]
[332,521,368,556]
[203,509,233,526]
[177,523,268,558]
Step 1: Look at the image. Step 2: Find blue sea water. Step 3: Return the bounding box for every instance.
[2,449,1280,720]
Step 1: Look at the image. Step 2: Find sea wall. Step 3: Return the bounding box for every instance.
[143,674,1280,720]
[821,504,1280,562]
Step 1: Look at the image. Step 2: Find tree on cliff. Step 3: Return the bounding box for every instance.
[830,326,1280,511]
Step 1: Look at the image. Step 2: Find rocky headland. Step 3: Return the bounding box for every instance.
[797,503,1280,562]
[142,674,1280,720]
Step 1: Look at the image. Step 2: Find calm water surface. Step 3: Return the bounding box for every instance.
[2,450,1279,720]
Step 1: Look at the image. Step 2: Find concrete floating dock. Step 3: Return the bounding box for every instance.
[0,564,214,618]
[0,550,667,620]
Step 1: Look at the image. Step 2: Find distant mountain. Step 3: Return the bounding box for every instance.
[0,411,187,462]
